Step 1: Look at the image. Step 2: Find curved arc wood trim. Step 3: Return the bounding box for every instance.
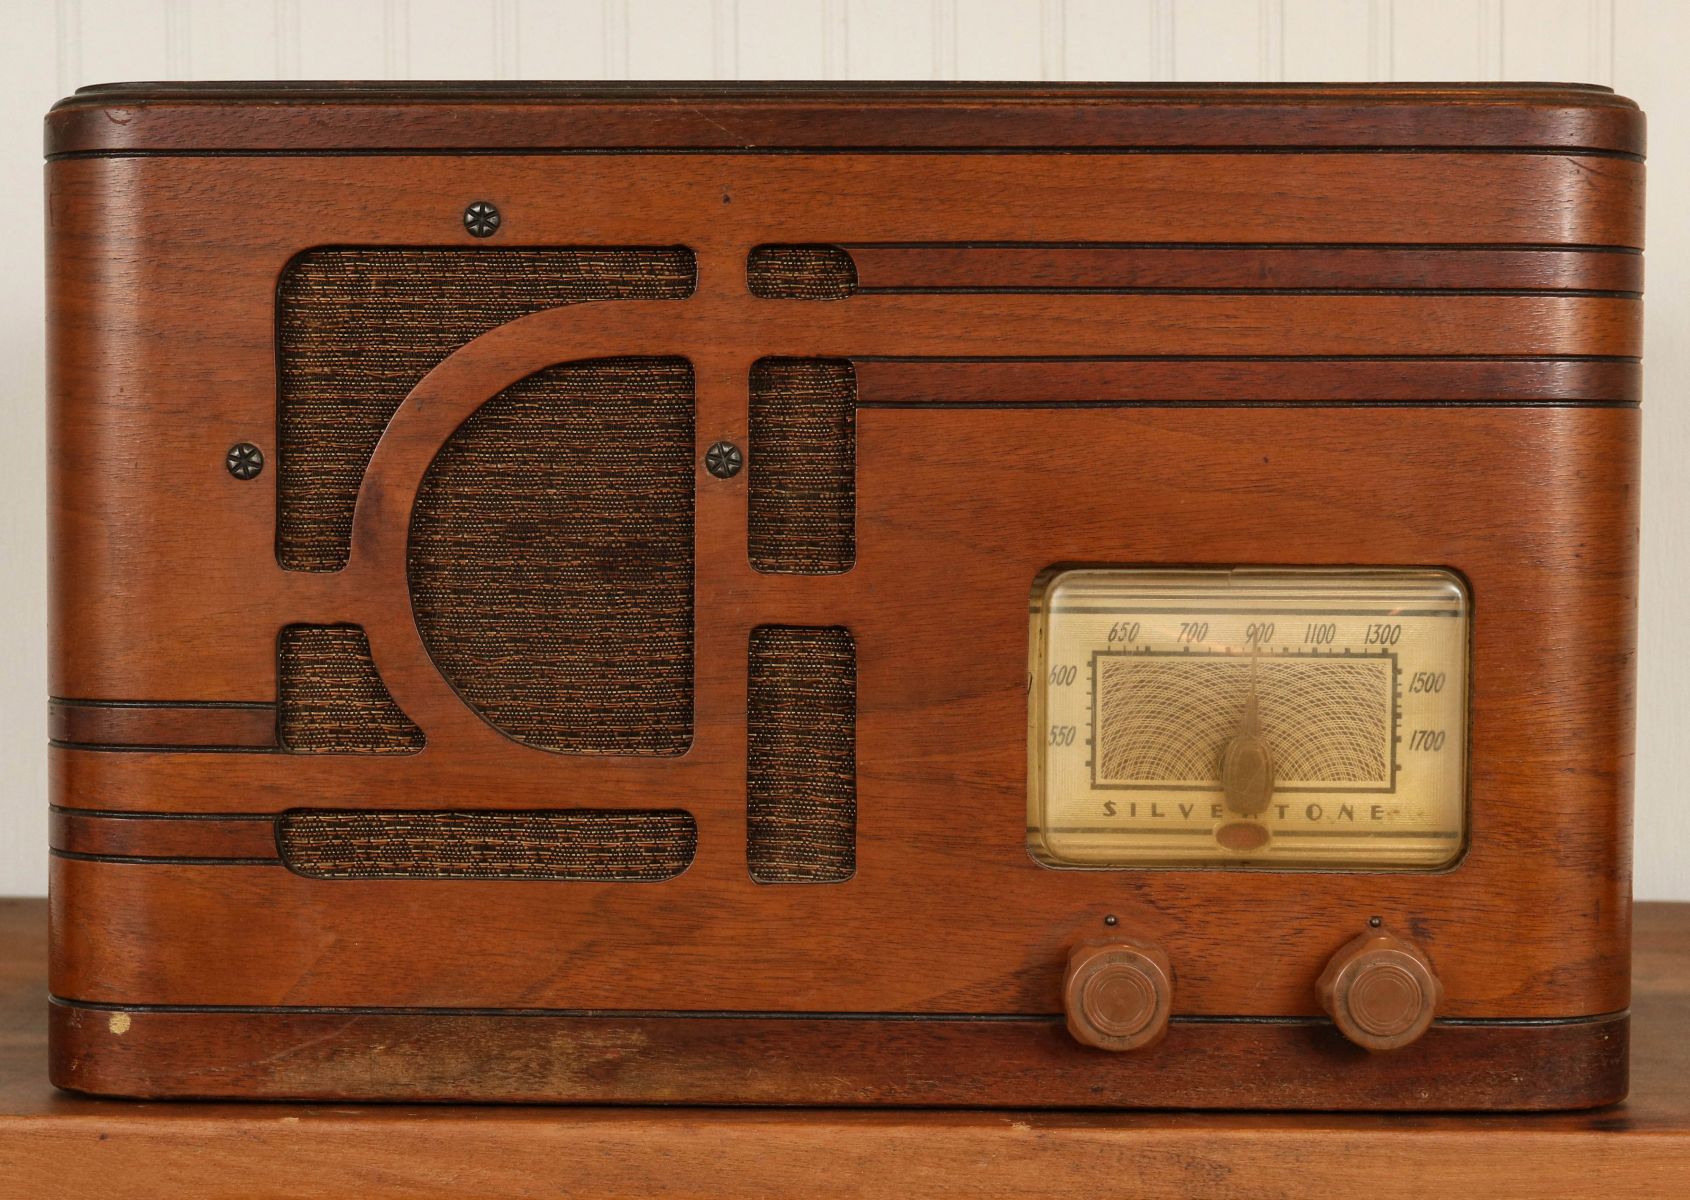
[348,310,698,759]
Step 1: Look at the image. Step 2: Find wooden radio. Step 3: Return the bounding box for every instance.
[45,83,1642,1110]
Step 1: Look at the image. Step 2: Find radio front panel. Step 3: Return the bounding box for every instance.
[45,84,1641,1109]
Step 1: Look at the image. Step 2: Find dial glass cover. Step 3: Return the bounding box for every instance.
[1028,567,1469,870]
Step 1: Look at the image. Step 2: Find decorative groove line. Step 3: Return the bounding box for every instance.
[46,995,1627,1026]
[853,400,1639,410]
[51,851,279,866]
[49,146,1647,163]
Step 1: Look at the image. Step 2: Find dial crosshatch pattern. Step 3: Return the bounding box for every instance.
[1093,651,1395,789]
[1029,568,1470,870]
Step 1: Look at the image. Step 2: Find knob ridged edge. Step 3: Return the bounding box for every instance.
[1317,929,1442,1052]
[1063,939,1173,1052]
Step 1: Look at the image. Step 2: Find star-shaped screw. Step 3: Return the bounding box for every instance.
[704,441,743,479]
[463,201,501,238]
[226,442,264,480]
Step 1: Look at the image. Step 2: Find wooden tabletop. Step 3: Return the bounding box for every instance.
[2,899,1687,1199]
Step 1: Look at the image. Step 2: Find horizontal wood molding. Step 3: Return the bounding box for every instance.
[844,244,1644,294]
[850,359,1642,404]
[49,701,277,750]
[11,903,1690,1195]
[46,1000,1627,1110]
[48,810,279,862]
[45,84,1644,157]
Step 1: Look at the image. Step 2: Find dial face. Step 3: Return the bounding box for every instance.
[1027,568,1469,870]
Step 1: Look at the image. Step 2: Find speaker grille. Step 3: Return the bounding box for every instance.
[409,358,694,755]
[749,359,856,575]
[747,245,858,299]
[278,625,424,754]
[277,247,695,572]
[277,810,697,881]
[748,626,857,883]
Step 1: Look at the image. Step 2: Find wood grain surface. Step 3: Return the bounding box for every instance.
[44,86,1642,1107]
[44,82,1646,156]
[5,899,1689,1199]
[48,406,1640,1021]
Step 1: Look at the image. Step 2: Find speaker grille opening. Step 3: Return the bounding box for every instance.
[278,625,424,754]
[749,359,856,575]
[748,626,857,883]
[277,810,697,881]
[277,246,696,572]
[747,245,858,299]
[409,357,694,755]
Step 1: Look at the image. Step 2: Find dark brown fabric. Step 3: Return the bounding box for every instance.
[749,359,856,575]
[746,245,858,299]
[408,358,694,755]
[747,626,857,883]
[277,247,695,572]
[277,809,697,880]
[278,625,425,754]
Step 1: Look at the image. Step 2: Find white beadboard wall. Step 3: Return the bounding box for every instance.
[0,0,1683,898]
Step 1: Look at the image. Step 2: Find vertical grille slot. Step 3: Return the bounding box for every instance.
[278,625,424,754]
[747,245,858,299]
[408,358,695,755]
[749,358,856,575]
[748,626,857,883]
[277,247,695,572]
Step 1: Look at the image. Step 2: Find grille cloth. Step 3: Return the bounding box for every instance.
[277,810,697,880]
[747,245,858,299]
[749,359,856,574]
[277,247,696,572]
[747,626,857,883]
[408,358,695,755]
[278,625,424,753]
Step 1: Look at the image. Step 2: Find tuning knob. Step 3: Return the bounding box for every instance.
[1063,939,1173,1051]
[1317,929,1442,1051]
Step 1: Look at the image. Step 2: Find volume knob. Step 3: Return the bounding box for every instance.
[1317,929,1442,1051]
[1063,939,1173,1051]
